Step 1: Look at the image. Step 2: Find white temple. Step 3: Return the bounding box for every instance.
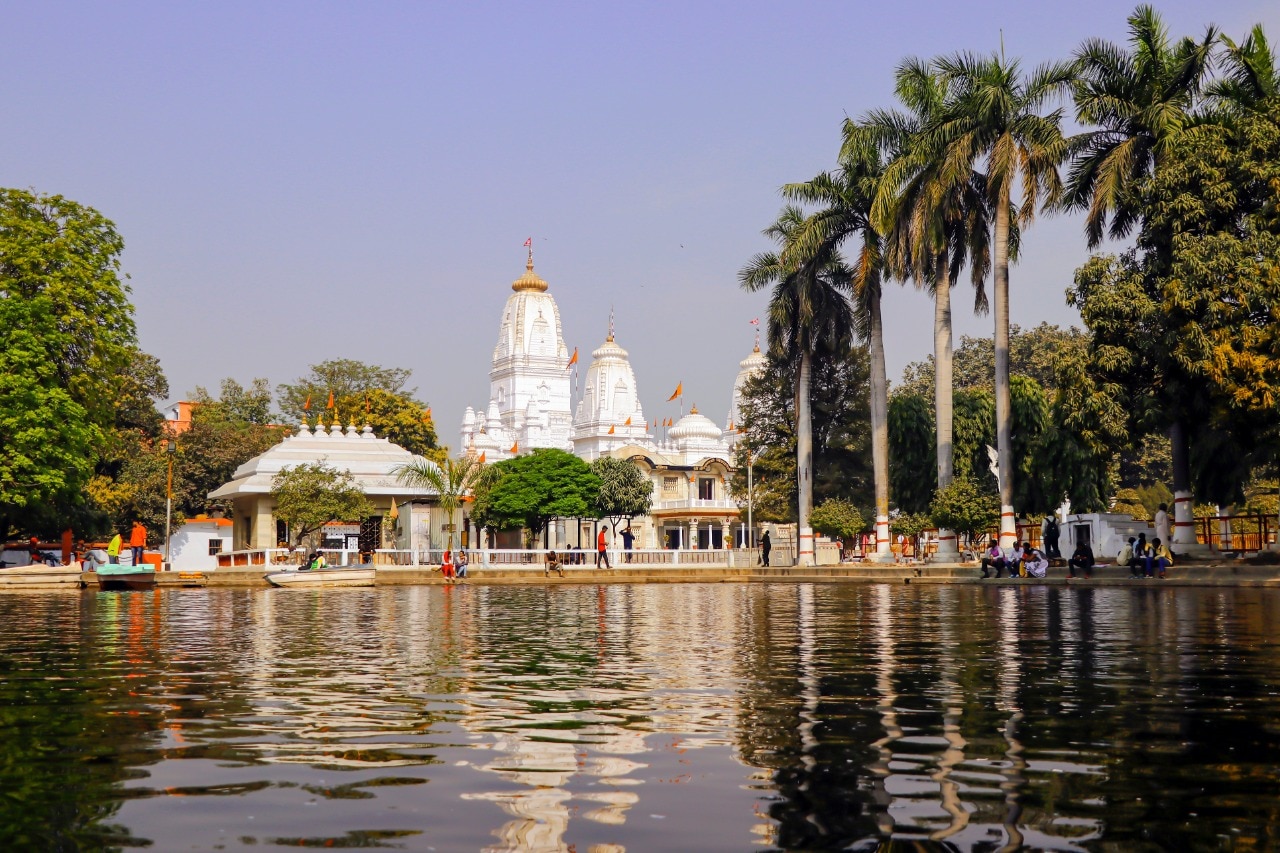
[460,254,768,551]
[460,256,574,461]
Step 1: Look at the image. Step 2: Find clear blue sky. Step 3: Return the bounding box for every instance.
[5,1,1276,448]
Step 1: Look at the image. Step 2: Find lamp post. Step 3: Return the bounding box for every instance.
[164,438,176,570]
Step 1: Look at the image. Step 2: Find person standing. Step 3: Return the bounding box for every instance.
[106,532,123,565]
[596,529,611,569]
[129,520,147,567]
[621,526,635,563]
[760,530,772,567]
[1043,516,1061,559]
[1154,503,1171,549]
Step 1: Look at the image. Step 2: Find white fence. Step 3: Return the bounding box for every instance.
[213,546,790,569]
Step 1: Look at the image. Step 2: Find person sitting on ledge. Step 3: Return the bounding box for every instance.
[1151,538,1173,579]
[981,540,1007,578]
[1068,541,1095,579]
[1022,543,1049,578]
[545,549,565,578]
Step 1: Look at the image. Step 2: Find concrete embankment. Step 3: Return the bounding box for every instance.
[73,559,1280,589]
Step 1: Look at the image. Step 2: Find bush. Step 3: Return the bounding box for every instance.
[810,499,864,541]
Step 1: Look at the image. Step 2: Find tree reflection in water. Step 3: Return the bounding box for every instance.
[0,585,1279,850]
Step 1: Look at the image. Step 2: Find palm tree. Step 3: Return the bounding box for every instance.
[1207,24,1277,114]
[931,50,1075,548]
[780,130,893,560]
[740,206,854,566]
[866,59,994,558]
[1065,4,1217,247]
[392,454,495,551]
[1066,6,1217,550]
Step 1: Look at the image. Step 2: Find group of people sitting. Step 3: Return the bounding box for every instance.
[1119,534,1173,579]
[980,541,1050,578]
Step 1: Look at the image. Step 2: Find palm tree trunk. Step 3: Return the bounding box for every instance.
[993,195,1017,549]
[1169,419,1198,549]
[797,349,815,566]
[868,287,893,560]
[934,263,958,558]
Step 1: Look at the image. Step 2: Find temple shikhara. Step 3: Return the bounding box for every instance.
[459,252,765,550]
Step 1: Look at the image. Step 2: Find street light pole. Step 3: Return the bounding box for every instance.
[164,438,176,570]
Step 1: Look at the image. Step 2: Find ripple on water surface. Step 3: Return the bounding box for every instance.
[0,583,1278,850]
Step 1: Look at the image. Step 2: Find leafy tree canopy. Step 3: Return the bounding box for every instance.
[270,462,371,548]
[730,345,872,522]
[278,360,443,459]
[0,189,145,539]
[895,323,1088,398]
[591,456,653,530]
[930,478,999,545]
[809,499,865,540]
[473,449,600,538]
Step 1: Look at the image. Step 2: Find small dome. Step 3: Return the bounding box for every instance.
[512,258,548,292]
[669,407,722,442]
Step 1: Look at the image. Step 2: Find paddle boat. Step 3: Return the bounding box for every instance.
[95,562,157,590]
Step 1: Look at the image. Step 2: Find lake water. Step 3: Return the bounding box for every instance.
[2,583,1278,851]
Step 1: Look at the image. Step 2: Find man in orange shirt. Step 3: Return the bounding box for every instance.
[596,529,611,569]
[129,521,147,567]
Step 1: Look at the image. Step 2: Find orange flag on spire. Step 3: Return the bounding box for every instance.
[509,441,518,454]
[326,391,335,410]
[478,452,486,463]
[624,416,632,426]
[566,347,578,369]
[608,425,616,434]
[303,394,312,411]
[422,407,432,423]
[667,382,682,402]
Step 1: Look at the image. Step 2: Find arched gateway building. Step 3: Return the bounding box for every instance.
[459,254,765,551]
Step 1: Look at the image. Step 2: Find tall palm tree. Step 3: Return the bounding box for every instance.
[932,50,1074,548]
[781,135,893,560]
[1066,4,1217,247]
[740,206,854,566]
[1066,6,1217,549]
[392,454,495,551]
[867,59,994,558]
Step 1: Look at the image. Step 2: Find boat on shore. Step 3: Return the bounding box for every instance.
[95,563,157,590]
[265,566,376,588]
[0,563,85,590]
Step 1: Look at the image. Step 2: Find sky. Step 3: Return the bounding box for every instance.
[5,1,1277,449]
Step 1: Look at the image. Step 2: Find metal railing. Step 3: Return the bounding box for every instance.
[1195,513,1274,553]
[212,546,770,569]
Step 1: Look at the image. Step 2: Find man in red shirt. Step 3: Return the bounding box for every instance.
[596,529,611,569]
[129,521,147,567]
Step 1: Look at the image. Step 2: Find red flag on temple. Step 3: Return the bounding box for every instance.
[303,394,312,411]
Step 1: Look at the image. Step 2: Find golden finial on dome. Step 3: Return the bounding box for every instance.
[690,403,699,415]
[511,249,548,292]
[606,306,615,342]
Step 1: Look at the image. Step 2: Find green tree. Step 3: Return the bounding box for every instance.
[591,456,653,532]
[887,392,935,514]
[739,207,854,565]
[930,478,999,546]
[278,360,444,458]
[392,454,495,549]
[933,50,1074,545]
[270,462,371,548]
[174,382,289,518]
[809,499,864,541]
[473,449,599,544]
[1111,487,1149,520]
[0,190,141,539]
[896,323,1089,398]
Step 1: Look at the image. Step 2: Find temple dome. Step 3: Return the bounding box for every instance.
[511,258,548,292]
[669,406,722,443]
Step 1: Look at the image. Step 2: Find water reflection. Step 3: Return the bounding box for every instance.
[0,585,1279,850]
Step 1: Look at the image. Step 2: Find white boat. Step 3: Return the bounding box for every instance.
[0,563,85,590]
[265,566,376,588]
